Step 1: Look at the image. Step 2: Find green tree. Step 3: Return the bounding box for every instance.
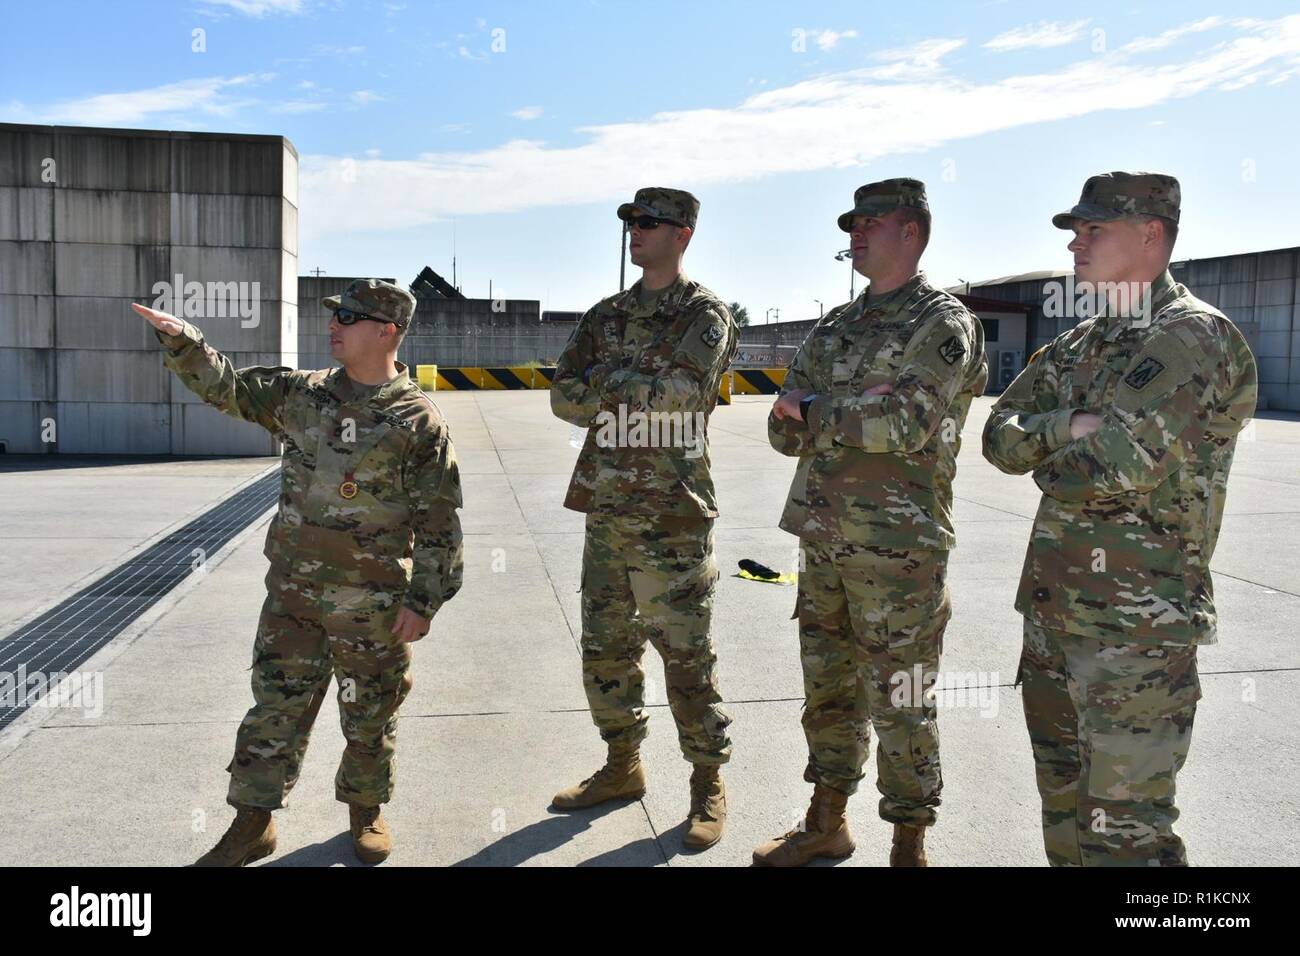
[728,302,750,327]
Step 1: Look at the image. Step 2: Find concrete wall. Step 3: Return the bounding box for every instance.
[0,123,297,454]
[1169,249,1298,412]
[401,295,575,367]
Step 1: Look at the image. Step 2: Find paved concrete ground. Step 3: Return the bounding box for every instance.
[1,393,1297,866]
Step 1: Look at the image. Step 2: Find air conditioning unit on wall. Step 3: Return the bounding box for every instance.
[999,350,1023,389]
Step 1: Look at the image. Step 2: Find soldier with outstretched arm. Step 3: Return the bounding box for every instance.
[133,278,463,866]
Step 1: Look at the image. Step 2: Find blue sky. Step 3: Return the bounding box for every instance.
[4,0,1300,322]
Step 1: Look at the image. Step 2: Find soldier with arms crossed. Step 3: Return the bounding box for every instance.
[756,179,987,867]
[983,172,1257,865]
[549,187,738,850]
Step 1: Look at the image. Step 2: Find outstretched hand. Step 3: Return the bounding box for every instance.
[131,302,184,335]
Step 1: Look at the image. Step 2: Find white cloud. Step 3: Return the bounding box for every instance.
[1121,16,1226,54]
[296,15,1300,238]
[511,106,543,120]
[350,90,384,106]
[866,38,967,79]
[200,0,303,16]
[21,74,269,125]
[810,29,858,52]
[984,19,1090,52]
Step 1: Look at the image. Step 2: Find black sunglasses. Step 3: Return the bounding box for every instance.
[334,306,398,326]
[626,215,680,230]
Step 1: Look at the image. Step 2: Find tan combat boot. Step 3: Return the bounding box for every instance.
[752,783,855,867]
[350,804,392,863]
[551,747,646,809]
[890,823,928,866]
[683,764,726,849]
[193,804,276,867]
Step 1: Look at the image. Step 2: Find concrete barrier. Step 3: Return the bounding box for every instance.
[417,365,785,406]
[730,368,788,394]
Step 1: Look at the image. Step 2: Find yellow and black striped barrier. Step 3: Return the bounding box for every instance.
[730,368,788,394]
[421,366,559,390]
[416,366,787,403]
[480,366,542,389]
[717,371,733,405]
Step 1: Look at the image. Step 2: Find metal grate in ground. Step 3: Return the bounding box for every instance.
[0,469,281,730]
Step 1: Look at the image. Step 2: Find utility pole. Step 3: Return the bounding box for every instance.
[618,220,628,292]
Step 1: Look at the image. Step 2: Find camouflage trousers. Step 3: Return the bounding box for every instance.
[796,540,949,826]
[1017,618,1200,867]
[579,513,731,764]
[226,571,414,810]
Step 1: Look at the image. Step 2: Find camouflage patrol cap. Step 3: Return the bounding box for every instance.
[321,278,417,328]
[837,178,929,232]
[617,187,700,229]
[1052,171,1181,229]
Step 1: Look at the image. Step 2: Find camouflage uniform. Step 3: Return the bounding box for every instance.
[156,279,464,810]
[983,172,1258,865]
[551,187,738,765]
[770,179,988,825]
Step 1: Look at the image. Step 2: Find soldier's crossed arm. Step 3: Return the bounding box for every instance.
[981,337,1077,475]
[803,308,977,454]
[550,307,607,427]
[600,303,733,414]
[402,425,465,620]
[1032,323,1221,501]
[768,330,820,457]
[153,318,295,435]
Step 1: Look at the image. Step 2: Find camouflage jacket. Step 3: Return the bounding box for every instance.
[983,270,1258,645]
[550,273,739,517]
[770,273,988,549]
[156,321,464,620]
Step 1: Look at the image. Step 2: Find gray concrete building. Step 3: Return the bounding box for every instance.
[0,123,298,455]
[960,247,1299,409]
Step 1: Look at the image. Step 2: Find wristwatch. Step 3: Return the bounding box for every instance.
[799,394,817,422]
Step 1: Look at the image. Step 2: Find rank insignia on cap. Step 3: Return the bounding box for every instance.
[938,335,966,366]
[1124,356,1166,390]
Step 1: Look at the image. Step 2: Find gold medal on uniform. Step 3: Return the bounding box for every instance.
[339,470,359,500]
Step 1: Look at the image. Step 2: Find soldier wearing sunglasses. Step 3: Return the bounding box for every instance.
[132,278,463,866]
[550,187,738,849]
